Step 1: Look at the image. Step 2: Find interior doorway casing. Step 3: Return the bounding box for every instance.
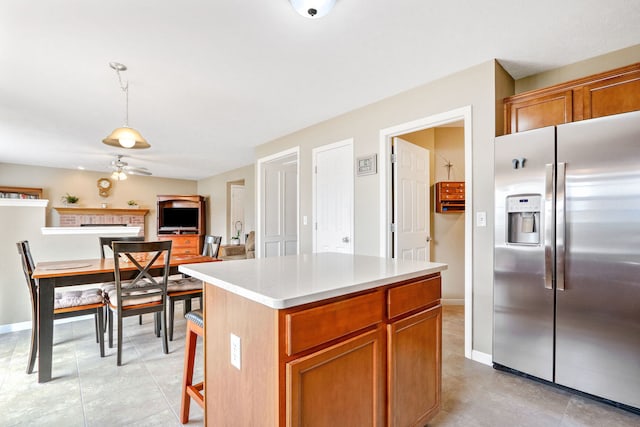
[379,106,473,360]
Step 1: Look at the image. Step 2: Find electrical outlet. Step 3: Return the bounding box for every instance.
[230,333,241,370]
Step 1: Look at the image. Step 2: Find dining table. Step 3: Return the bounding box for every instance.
[32,254,217,383]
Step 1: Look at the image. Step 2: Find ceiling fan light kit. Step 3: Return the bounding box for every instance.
[109,154,151,180]
[102,62,150,149]
[290,0,335,18]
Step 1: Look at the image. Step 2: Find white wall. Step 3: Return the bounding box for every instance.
[197,164,255,244]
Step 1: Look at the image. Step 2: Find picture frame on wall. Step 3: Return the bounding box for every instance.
[356,154,377,176]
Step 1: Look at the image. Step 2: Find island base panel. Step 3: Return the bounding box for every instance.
[204,285,279,426]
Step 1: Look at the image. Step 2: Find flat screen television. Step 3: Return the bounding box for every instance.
[162,207,198,229]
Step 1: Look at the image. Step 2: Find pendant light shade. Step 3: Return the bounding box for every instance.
[102,62,150,149]
[102,126,150,149]
[290,0,335,19]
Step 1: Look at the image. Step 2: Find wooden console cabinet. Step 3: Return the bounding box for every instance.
[204,273,442,427]
[156,195,205,254]
[504,62,640,134]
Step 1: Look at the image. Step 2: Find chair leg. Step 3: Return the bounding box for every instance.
[97,308,105,357]
[139,314,142,325]
[117,312,123,366]
[94,313,99,343]
[161,307,169,355]
[27,314,38,375]
[169,299,175,341]
[108,309,114,348]
[184,299,192,316]
[154,312,161,337]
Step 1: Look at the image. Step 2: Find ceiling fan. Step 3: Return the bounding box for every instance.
[109,154,151,180]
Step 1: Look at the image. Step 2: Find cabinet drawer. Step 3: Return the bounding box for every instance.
[170,236,198,248]
[387,276,441,320]
[285,291,384,356]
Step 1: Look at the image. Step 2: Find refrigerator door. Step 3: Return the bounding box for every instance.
[556,111,640,409]
[494,126,556,381]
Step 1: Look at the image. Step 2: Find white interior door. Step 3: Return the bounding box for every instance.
[313,140,354,253]
[261,155,298,257]
[229,184,245,243]
[393,137,430,261]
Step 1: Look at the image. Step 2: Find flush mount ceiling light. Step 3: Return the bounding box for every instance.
[290,0,335,18]
[102,62,150,149]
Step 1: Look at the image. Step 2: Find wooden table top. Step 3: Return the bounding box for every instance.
[33,255,217,279]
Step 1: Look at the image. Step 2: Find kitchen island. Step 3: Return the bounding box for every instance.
[180,253,447,427]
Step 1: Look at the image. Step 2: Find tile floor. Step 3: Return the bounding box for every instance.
[0,305,638,426]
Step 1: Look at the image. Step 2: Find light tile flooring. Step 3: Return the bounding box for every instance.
[0,305,638,426]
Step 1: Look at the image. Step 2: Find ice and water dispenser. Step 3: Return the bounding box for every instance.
[506,195,541,245]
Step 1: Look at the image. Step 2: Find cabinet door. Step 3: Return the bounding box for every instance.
[506,90,573,133]
[286,328,385,427]
[582,69,640,119]
[387,305,442,427]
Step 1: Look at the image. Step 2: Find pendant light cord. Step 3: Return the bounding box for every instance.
[114,68,129,127]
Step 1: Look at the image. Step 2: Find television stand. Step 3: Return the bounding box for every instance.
[157,195,205,255]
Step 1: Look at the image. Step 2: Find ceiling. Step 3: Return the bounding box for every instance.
[1,1,639,180]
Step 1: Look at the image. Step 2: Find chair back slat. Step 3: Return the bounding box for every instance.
[112,240,172,303]
[202,235,222,258]
[99,236,144,258]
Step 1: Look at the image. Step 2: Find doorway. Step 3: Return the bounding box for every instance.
[256,147,299,258]
[312,139,354,254]
[227,180,245,244]
[379,106,473,359]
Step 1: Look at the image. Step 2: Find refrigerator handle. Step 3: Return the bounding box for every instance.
[544,163,554,290]
[556,162,566,291]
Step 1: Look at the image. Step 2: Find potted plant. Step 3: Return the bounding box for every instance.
[61,193,79,206]
[127,200,138,208]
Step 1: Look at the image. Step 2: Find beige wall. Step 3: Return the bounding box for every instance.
[0,163,197,327]
[255,60,498,354]
[197,164,255,244]
[0,162,197,240]
[514,44,640,93]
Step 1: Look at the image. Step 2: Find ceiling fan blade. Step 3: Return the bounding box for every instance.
[124,168,152,176]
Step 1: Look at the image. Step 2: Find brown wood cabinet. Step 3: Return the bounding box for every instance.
[504,63,640,134]
[156,195,205,255]
[204,273,442,427]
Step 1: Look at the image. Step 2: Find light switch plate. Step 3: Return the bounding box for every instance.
[477,211,487,227]
[230,333,241,370]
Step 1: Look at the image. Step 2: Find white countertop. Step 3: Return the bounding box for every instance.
[179,253,447,309]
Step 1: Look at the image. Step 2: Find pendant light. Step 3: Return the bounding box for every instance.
[102,62,150,149]
[290,0,335,19]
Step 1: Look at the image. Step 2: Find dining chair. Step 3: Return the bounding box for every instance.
[99,236,145,326]
[106,240,171,366]
[17,240,105,374]
[166,235,221,341]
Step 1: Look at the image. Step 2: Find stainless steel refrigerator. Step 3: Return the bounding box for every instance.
[493,110,640,410]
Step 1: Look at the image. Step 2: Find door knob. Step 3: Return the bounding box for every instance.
[342,236,350,243]
[426,236,432,242]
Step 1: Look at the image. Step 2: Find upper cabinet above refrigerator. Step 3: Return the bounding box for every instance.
[503,62,640,134]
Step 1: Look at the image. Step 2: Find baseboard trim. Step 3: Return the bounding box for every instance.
[0,315,94,335]
[471,350,493,366]
[442,298,464,305]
